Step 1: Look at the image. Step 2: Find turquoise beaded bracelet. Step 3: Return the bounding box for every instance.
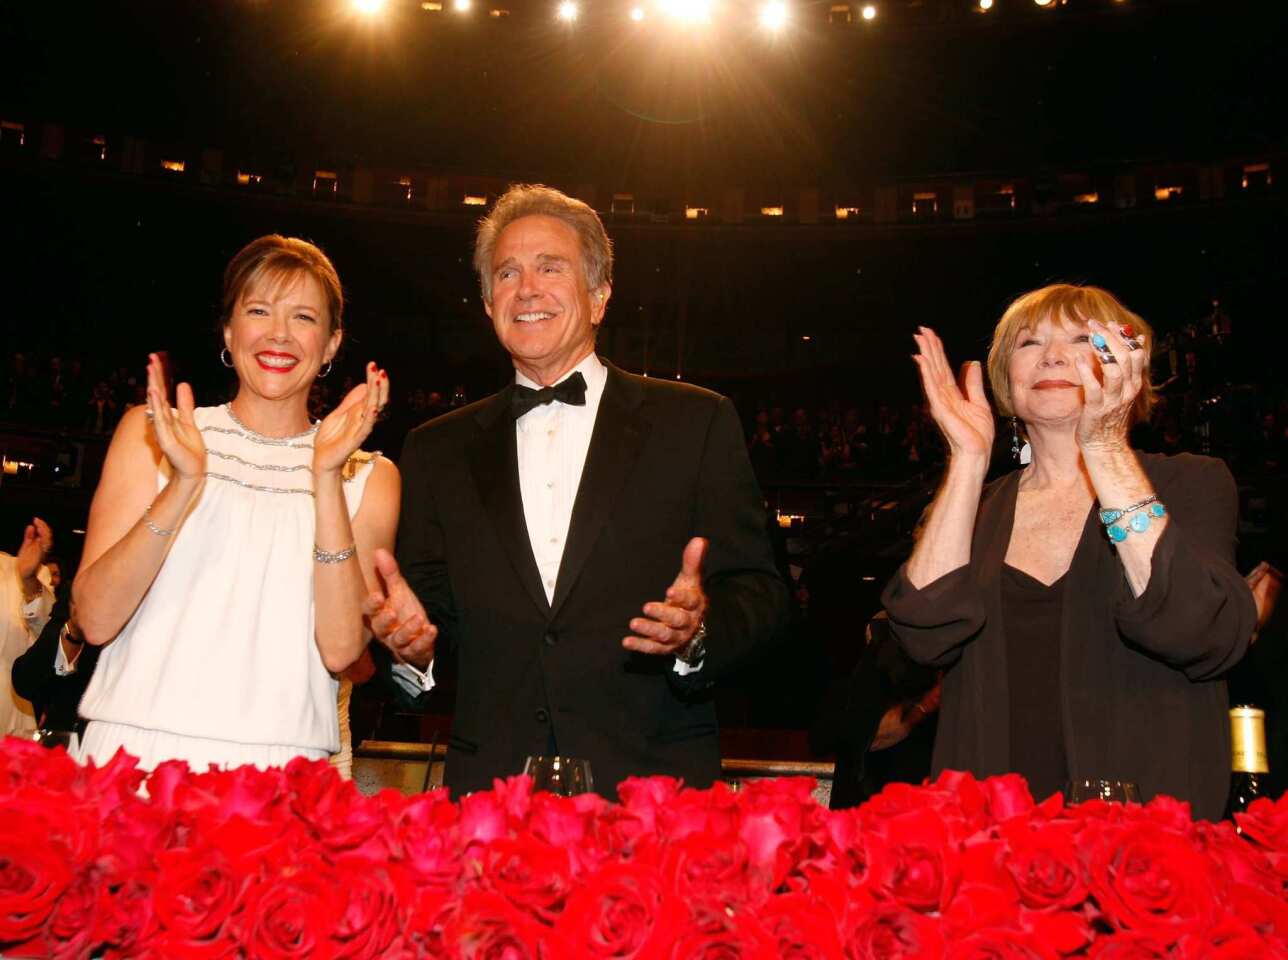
[1100,496,1167,543]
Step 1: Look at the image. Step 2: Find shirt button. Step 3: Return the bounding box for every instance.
[544,631,558,647]
[549,536,558,544]
[535,708,550,722]
[546,480,554,489]
[546,579,555,589]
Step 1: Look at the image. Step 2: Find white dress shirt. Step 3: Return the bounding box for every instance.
[393,354,700,696]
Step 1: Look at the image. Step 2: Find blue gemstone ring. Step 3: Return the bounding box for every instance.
[1091,333,1108,349]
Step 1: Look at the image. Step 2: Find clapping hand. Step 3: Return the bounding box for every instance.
[363,549,437,669]
[15,517,52,582]
[912,327,994,460]
[146,352,206,480]
[313,362,389,476]
[1072,318,1149,452]
[623,537,709,656]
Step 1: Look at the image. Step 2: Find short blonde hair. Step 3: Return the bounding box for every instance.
[221,235,344,334]
[986,284,1156,425]
[473,184,613,303]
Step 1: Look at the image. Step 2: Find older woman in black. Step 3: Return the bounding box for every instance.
[882,284,1256,818]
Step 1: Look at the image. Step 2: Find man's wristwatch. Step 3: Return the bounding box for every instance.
[675,619,708,665]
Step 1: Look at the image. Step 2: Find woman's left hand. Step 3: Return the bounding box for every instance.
[313,362,388,475]
[1072,318,1149,452]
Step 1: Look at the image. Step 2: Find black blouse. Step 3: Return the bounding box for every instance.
[1002,564,1068,802]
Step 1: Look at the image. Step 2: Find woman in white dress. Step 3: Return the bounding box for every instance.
[72,235,400,771]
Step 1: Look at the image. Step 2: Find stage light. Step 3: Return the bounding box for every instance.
[1033,0,1053,6]
[453,0,471,11]
[759,1,788,31]
[630,5,646,19]
[557,0,578,20]
[352,0,386,13]
[658,0,714,24]
[978,0,993,10]
[861,4,877,20]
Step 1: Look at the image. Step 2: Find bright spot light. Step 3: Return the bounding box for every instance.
[860,3,876,20]
[759,0,788,30]
[658,0,713,24]
[353,0,386,12]
[557,0,578,19]
[453,0,471,10]
[1033,0,1053,5]
[630,5,645,19]
[978,0,993,9]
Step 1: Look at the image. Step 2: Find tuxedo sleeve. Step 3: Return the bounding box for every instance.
[692,397,791,681]
[390,426,459,703]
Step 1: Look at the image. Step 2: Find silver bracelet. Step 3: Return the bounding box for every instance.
[142,502,175,538]
[313,543,357,564]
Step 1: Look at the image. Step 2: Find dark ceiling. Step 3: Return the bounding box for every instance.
[3,0,1284,189]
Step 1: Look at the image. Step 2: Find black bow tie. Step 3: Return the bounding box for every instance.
[511,371,588,420]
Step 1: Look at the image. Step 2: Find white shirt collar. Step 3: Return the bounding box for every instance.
[514,352,606,394]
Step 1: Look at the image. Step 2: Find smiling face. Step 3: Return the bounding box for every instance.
[484,214,610,386]
[222,270,342,403]
[1006,314,1097,427]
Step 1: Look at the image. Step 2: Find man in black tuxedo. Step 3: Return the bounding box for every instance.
[366,184,789,798]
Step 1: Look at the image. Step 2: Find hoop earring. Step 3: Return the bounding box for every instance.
[220,348,234,368]
[318,361,333,379]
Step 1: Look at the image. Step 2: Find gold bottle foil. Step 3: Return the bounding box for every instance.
[1230,706,1269,774]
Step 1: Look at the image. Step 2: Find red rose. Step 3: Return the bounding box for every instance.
[1235,795,1288,884]
[998,819,1088,911]
[554,862,686,960]
[395,789,462,890]
[945,927,1060,960]
[332,861,409,960]
[286,760,398,863]
[460,790,516,851]
[32,864,106,960]
[1221,882,1288,949]
[616,776,684,833]
[941,883,1018,941]
[233,858,344,959]
[981,775,1037,822]
[0,737,88,798]
[656,783,742,845]
[442,889,545,959]
[664,833,753,911]
[483,835,574,924]
[667,905,777,960]
[94,876,158,959]
[1084,931,1174,959]
[756,891,844,960]
[528,792,593,849]
[588,806,656,864]
[0,820,73,942]
[1176,911,1288,960]
[150,846,246,955]
[1192,819,1282,895]
[1085,822,1219,944]
[867,809,960,913]
[401,887,461,957]
[841,902,945,960]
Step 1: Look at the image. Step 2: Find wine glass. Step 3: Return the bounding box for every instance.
[1067,778,1141,804]
[523,756,594,796]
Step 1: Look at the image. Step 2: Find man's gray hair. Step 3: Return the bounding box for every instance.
[473,184,614,303]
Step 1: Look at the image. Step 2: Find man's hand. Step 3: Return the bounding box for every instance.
[623,537,709,657]
[16,517,52,583]
[362,549,437,669]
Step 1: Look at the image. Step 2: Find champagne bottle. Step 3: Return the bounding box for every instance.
[1226,705,1269,825]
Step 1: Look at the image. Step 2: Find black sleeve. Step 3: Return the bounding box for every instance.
[1113,456,1256,680]
[394,426,460,659]
[693,397,792,682]
[11,592,71,716]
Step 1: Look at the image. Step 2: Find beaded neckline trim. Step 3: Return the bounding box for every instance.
[221,403,319,444]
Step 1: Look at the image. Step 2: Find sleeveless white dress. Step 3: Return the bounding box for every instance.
[77,405,374,772]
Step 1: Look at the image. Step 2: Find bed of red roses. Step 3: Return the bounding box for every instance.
[2,738,1287,959]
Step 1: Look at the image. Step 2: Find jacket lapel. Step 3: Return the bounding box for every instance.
[550,363,649,618]
[467,386,551,616]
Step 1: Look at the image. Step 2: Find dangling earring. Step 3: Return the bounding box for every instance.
[1011,417,1032,465]
[220,348,234,368]
[317,361,333,379]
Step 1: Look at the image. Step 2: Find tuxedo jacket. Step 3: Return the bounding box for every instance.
[396,362,790,797]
